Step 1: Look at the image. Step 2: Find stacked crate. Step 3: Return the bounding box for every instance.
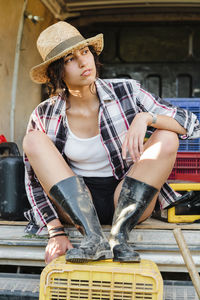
[166,98,200,182]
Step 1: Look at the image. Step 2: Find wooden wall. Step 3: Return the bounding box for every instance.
[0,0,55,152]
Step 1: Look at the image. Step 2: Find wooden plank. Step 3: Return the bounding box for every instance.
[1,218,200,230]
[135,218,200,230]
[0,221,28,225]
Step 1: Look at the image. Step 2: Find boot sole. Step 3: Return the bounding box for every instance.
[113,256,141,263]
[66,250,113,263]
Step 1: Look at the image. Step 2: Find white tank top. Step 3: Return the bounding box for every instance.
[64,118,113,177]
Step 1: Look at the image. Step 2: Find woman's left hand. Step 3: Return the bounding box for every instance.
[122,112,152,161]
[45,235,73,264]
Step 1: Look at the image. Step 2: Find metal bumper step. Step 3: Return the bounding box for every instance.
[0,219,200,273]
[0,273,40,299]
[164,280,199,300]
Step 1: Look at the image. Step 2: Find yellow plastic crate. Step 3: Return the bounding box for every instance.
[168,183,200,223]
[40,256,163,300]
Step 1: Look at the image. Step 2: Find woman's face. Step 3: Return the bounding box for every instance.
[63,46,97,89]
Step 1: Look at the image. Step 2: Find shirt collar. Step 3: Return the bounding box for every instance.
[95,78,116,104]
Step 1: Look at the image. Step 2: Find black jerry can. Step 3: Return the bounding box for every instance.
[0,142,28,220]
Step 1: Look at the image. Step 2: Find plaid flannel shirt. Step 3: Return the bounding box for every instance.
[23,78,200,234]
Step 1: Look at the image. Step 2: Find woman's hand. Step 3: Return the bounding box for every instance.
[45,235,73,264]
[122,112,152,161]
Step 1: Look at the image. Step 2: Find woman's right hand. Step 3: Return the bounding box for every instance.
[45,235,73,264]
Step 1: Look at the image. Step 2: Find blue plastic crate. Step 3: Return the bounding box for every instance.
[165,98,200,151]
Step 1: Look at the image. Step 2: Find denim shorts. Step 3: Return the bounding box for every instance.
[83,176,120,225]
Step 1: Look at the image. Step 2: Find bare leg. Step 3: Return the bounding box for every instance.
[114,129,179,222]
[23,131,76,223]
[23,131,75,194]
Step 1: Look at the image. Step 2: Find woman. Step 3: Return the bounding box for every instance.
[23,21,200,264]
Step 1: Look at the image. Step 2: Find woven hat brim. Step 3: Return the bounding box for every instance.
[30,33,103,84]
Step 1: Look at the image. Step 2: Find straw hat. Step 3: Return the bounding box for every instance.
[30,21,103,84]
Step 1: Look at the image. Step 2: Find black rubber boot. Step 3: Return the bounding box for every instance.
[110,176,158,262]
[49,176,112,263]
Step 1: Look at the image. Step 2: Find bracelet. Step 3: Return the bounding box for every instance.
[49,232,67,239]
[149,112,157,125]
[48,226,64,234]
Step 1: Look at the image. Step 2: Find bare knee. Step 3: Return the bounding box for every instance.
[156,130,179,157]
[23,131,47,157]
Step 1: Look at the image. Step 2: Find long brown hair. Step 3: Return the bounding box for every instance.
[46,46,102,101]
